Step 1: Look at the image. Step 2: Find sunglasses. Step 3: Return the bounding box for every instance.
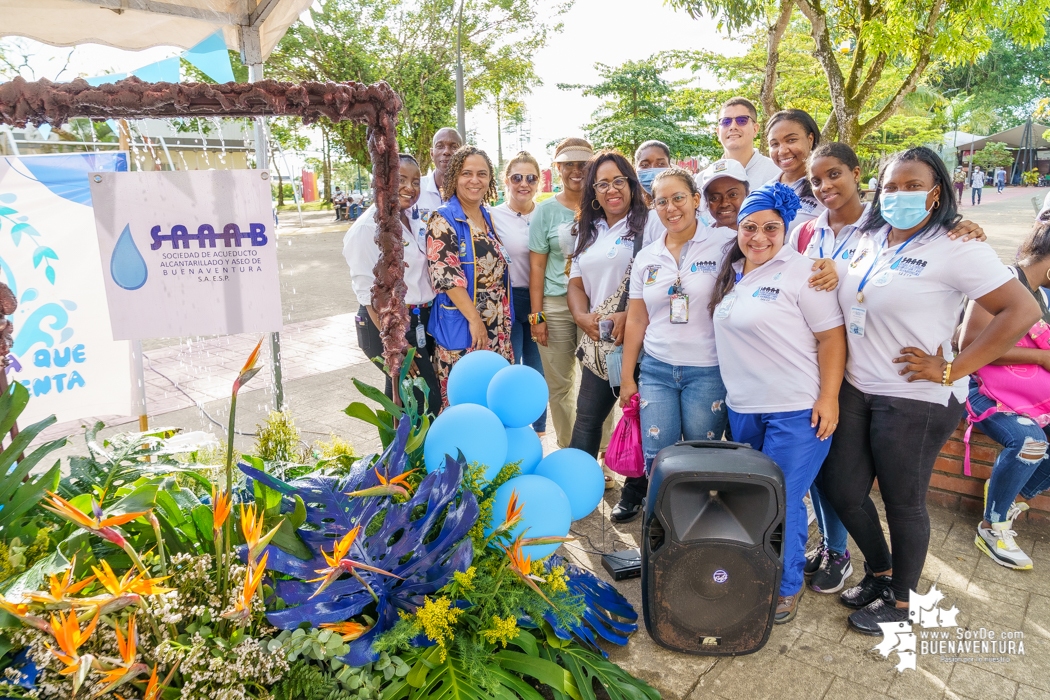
[719,115,754,128]
[509,173,539,185]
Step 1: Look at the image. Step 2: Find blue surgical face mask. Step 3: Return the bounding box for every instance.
[879,190,932,230]
[637,167,669,194]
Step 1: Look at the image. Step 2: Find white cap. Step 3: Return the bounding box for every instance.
[698,158,749,194]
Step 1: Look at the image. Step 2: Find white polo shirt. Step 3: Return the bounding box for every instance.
[713,245,844,413]
[414,172,444,224]
[490,203,533,289]
[837,225,1013,405]
[629,220,737,367]
[570,213,663,312]
[343,205,435,307]
[739,149,781,190]
[796,203,871,269]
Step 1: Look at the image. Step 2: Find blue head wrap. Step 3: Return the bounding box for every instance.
[737,181,801,228]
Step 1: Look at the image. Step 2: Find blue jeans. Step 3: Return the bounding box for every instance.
[730,409,832,597]
[638,354,727,470]
[810,479,849,554]
[509,286,547,432]
[968,381,1050,523]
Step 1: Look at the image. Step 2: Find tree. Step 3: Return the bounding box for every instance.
[559,57,716,159]
[471,44,540,169]
[972,141,1015,171]
[667,0,1050,146]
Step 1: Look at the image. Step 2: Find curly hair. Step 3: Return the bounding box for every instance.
[571,150,648,259]
[440,145,499,203]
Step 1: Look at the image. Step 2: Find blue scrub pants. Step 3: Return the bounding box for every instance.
[729,408,832,598]
[811,479,849,554]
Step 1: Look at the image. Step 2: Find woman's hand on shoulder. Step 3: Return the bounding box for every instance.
[808,258,839,291]
[947,220,986,242]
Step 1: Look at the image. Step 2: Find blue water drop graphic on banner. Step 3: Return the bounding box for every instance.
[110,224,148,290]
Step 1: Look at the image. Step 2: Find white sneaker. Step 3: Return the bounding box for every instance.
[975,503,1033,570]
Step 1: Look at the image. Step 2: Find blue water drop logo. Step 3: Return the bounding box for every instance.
[110,224,148,290]
[752,289,761,297]
[890,259,902,270]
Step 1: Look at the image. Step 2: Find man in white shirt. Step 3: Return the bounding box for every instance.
[715,97,781,189]
[970,165,986,206]
[416,127,464,221]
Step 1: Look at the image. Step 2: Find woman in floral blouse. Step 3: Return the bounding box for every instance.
[426,145,514,404]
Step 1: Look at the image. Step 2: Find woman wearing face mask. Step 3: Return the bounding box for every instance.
[427,146,514,405]
[346,154,440,414]
[766,109,824,231]
[617,168,737,522]
[709,182,847,624]
[529,138,594,448]
[635,140,672,198]
[567,152,663,513]
[821,146,1039,635]
[491,151,547,435]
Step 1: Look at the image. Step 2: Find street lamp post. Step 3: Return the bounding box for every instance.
[455,0,466,140]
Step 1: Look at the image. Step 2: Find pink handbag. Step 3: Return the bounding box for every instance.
[605,394,645,478]
[964,320,1050,474]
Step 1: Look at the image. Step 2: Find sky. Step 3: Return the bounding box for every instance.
[1,0,739,170]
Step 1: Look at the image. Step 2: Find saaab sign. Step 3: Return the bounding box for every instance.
[0,153,132,424]
[89,170,282,340]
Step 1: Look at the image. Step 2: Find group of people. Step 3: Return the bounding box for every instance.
[953,164,1007,206]
[343,97,1050,638]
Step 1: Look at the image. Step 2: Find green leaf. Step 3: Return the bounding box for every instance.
[345,402,384,429]
[494,650,572,693]
[191,504,215,540]
[352,377,403,416]
[508,629,539,657]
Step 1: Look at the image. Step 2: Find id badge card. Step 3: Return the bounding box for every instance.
[670,293,689,324]
[848,305,867,337]
[714,292,736,320]
[415,319,427,347]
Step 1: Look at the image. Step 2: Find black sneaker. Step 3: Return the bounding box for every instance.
[804,542,829,578]
[847,588,908,635]
[811,550,853,594]
[839,563,891,609]
[610,498,643,523]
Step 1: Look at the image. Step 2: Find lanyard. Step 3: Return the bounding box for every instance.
[734,270,743,284]
[819,227,856,260]
[855,227,925,303]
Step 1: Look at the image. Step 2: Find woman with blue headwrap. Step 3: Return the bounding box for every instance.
[710,181,848,624]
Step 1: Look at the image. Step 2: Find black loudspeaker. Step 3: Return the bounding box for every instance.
[642,441,785,656]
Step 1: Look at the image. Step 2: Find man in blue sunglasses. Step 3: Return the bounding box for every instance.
[717,97,781,189]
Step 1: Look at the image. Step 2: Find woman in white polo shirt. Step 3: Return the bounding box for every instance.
[567,151,662,514]
[765,109,824,229]
[708,181,846,625]
[345,154,440,414]
[618,168,737,523]
[490,151,547,435]
[820,146,1039,635]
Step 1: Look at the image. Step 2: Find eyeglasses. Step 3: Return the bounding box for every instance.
[594,176,629,193]
[509,173,539,185]
[654,193,692,210]
[739,222,785,236]
[719,115,754,128]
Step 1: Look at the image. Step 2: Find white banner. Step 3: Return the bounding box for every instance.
[0,153,132,424]
[89,170,282,340]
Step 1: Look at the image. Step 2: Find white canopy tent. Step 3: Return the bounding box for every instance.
[0,0,314,409]
[0,0,312,62]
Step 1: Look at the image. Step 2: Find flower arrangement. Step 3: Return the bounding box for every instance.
[0,346,656,699]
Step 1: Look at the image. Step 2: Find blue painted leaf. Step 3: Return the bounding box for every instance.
[541,555,638,657]
[44,266,55,285]
[239,445,478,666]
[0,207,15,217]
[32,247,57,267]
[0,194,16,204]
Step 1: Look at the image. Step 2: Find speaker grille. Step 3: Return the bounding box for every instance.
[647,541,778,654]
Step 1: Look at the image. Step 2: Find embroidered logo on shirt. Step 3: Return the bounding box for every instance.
[894,257,928,278]
[459,239,468,257]
[690,260,718,274]
[752,286,781,302]
[644,265,661,285]
[773,272,783,281]
[420,209,433,222]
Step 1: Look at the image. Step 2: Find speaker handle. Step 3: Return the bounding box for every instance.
[675,440,751,450]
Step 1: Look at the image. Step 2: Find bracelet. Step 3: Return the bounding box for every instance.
[528,312,546,325]
[941,361,953,386]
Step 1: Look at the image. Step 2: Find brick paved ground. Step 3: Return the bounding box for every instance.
[34,189,1050,699]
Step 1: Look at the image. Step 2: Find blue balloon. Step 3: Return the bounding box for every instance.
[504,426,543,475]
[486,475,571,560]
[533,448,604,521]
[423,404,508,480]
[486,365,550,428]
[447,350,510,406]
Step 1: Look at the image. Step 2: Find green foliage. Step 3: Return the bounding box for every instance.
[536,625,660,700]
[972,142,1015,171]
[254,410,308,464]
[0,528,52,583]
[560,56,715,159]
